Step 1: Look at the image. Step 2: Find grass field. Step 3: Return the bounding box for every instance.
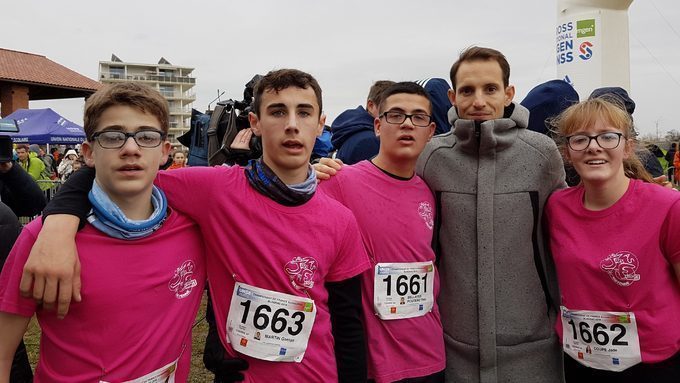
[24,290,215,382]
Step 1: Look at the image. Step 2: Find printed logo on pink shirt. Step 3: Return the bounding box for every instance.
[418,202,434,230]
[600,251,640,287]
[168,260,199,299]
[284,256,318,290]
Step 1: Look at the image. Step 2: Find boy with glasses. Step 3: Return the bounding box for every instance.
[20,70,371,382]
[315,82,445,382]
[0,83,206,382]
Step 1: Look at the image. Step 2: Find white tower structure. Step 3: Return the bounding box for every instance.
[556,0,634,98]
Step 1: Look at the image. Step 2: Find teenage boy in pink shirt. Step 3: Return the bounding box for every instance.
[19,69,371,382]
[0,83,207,382]
[316,82,446,382]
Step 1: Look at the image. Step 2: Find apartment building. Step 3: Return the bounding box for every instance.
[99,55,195,146]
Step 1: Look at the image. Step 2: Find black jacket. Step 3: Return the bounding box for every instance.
[0,163,46,217]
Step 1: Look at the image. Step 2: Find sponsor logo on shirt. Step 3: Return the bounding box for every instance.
[418,202,434,230]
[284,256,318,290]
[600,251,640,287]
[168,260,199,299]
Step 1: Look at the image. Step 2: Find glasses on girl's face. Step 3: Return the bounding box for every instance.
[566,132,623,151]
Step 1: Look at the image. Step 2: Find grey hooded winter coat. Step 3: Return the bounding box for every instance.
[416,103,566,383]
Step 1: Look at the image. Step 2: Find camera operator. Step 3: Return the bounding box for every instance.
[207,76,264,167]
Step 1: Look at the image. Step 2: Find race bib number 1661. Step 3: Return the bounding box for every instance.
[373,261,435,320]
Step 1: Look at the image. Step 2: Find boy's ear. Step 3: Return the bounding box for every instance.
[374,117,381,137]
[249,112,262,137]
[160,141,172,165]
[316,114,327,137]
[81,141,95,167]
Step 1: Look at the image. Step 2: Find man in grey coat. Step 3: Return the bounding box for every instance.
[416,46,566,383]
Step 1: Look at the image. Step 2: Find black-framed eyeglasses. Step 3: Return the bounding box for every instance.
[91,130,166,149]
[566,132,624,151]
[380,111,432,127]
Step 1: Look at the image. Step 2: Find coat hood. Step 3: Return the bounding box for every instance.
[415,78,453,135]
[520,80,579,135]
[330,106,375,150]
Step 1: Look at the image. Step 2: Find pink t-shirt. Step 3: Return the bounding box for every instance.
[319,160,445,382]
[546,178,680,363]
[0,211,206,382]
[155,165,371,382]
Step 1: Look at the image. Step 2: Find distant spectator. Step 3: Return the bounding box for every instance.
[15,144,51,190]
[666,142,676,182]
[38,145,58,179]
[50,147,61,167]
[665,142,676,164]
[648,143,668,172]
[166,150,187,170]
[57,149,79,181]
[72,158,83,174]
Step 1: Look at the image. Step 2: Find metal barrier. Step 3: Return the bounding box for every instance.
[18,216,36,226]
[36,180,63,203]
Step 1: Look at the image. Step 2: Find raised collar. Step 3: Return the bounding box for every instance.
[448,102,529,155]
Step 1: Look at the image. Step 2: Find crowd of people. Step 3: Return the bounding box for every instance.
[0,45,678,383]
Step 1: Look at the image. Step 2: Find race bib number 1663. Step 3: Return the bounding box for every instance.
[226,282,316,363]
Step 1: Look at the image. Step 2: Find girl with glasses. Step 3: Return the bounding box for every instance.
[545,98,680,382]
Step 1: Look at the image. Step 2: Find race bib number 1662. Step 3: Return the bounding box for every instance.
[561,306,641,372]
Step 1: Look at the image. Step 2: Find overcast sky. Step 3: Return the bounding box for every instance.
[5,0,680,139]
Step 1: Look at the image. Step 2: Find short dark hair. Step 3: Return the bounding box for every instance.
[252,69,322,117]
[84,83,169,139]
[378,82,432,114]
[16,144,29,152]
[450,46,510,90]
[367,80,396,106]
